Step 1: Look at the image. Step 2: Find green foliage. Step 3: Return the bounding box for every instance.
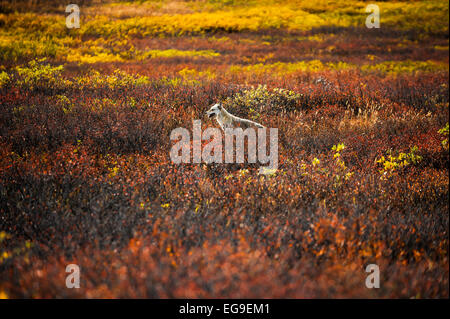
[15,58,66,90]
[230,60,351,75]
[438,122,449,150]
[178,67,216,85]
[141,49,220,59]
[362,60,448,75]
[377,146,423,176]
[0,71,10,88]
[74,69,150,89]
[331,143,353,185]
[0,231,33,265]
[301,143,353,187]
[227,84,302,117]
[0,34,60,61]
[56,95,73,114]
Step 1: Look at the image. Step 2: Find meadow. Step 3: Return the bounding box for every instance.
[0,0,448,298]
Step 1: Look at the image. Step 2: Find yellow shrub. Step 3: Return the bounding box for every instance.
[0,71,10,88]
[140,49,220,59]
[15,58,68,90]
[362,60,448,75]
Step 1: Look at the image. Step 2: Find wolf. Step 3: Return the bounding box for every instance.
[206,103,264,131]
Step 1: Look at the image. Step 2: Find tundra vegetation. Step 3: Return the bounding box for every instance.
[0,0,448,298]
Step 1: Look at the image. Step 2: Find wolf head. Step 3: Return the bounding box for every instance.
[206,103,222,119]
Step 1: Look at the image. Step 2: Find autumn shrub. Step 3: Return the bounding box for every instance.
[14,58,69,91]
[438,122,449,150]
[0,0,448,299]
[224,84,303,119]
[0,71,9,87]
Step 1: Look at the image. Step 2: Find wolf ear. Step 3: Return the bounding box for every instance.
[217,103,222,109]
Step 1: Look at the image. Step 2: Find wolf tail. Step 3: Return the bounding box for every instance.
[241,118,265,128]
